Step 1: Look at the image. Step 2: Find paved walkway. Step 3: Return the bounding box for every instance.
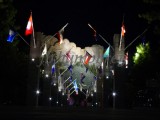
[0,106,160,120]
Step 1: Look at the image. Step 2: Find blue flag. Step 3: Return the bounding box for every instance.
[51,64,55,75]
[7,29,17,42]
[73,80,78,94]
[94,76,97,80]
[103,46,110,58]
[69,76,73,82]
[68,64,72,73]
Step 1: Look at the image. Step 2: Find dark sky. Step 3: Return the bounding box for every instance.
[13,0,148,49]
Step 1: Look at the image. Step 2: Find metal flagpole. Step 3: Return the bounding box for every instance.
[98,34,114,51]
[124,28,148,50]
[31,11,36,48]
[40,23,69,48]
[17,32,31,47]
[88,23,114,51]
[65,79,76,90]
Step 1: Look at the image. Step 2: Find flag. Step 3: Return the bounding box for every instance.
[56,23,68,45]
[93,76,97,80]
[125,52,128,68]
[51,64,55,75]
[41,43,47,56]
[7,29,17,43]
[66,50,71,61]
[84,51,92,65]
[68,64,72,73]
[69,76,73,82]
[73,80,78,94]
[25,13,33,36]
[57,31,63,45]
[121,23,126,37]
[103,46,110,58]
[119,22,126,50]
[80,73,85,84]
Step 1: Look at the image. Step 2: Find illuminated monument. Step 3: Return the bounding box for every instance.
[27,31,105,106]
[27,28,128,108]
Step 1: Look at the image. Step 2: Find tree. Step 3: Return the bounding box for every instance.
[0,0,29,105]
[139,0,160,34]
[133,42,150,65]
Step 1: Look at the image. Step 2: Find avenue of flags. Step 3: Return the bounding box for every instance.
[5,11,132,100]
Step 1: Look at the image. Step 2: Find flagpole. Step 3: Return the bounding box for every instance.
[17,33,31,47]
[119,14,125,51]
[88,23,114,51]
[41,23,69,48]
[98,34,114,51]
[65,79,76,90]
[31,11,36,48]
[63,76,71,85]
[124,28,148,50]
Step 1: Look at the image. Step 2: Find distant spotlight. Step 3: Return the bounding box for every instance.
[45,74,49,78]
[49,97,52,101]
[91,93,93,96]
[56,101,58,104]
[62,92,65,96]
[95,102,98,105]
[106,76,109,79]
[53,83,56,86]
[42,70,44,74]
[118,61,123,65]
[31,58,35,62]
[58,87,62,92]
[112,92,116,96]
[36,90,40,94]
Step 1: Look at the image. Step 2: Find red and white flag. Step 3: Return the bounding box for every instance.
[84,51,92,65]
[57,23,68,45]
[25,13,33,36]
[66,50,71,61]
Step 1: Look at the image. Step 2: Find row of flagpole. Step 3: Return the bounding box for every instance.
[7,11,148,55]
[6,10,149,106]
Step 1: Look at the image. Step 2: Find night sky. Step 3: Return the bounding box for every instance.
[13,0,148,49]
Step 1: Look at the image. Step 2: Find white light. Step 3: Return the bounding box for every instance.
[101,62,103,69]
[91,93,93,96]
[31,58,35,61]
[49,97,52,101]
[36,90,40,94]
[112,92,116,96]
[111,70,114,75]
[45,74,49,78]
[53,83,56,86]
[42,70,44,74]
[56,101,58,104]
[58,88,61,92]
[96,102,98,105]
[118,61,123,65]
[106,76,109,79]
